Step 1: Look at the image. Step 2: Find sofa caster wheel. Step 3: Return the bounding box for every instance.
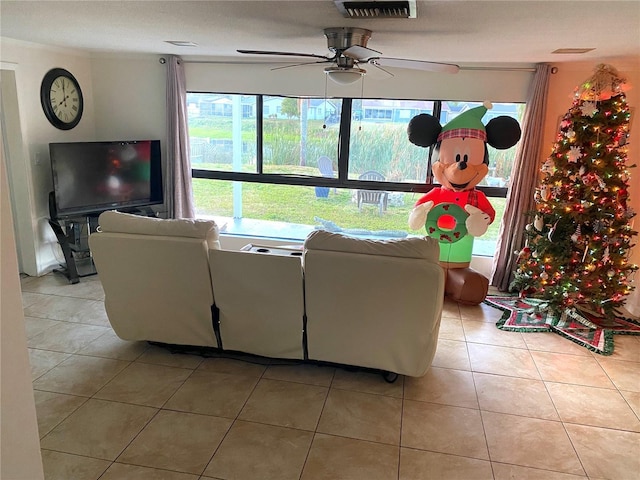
[383,372,398,383]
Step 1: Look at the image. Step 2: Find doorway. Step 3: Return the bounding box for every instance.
[1,66,38,275]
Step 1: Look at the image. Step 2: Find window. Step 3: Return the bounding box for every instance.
[263,97,342,176]
[348,99,434,183]
[187,93,524,255]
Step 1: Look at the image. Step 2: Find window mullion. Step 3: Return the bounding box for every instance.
[337,98,352,183]
[424,100,443,185]
[256,94,263,174]
[432,100,442,121]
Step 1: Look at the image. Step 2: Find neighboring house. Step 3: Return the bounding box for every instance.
[359,99,431,123]
[187,94,339,121]
[187,95,517,126]
[187,94,253,118]
[442,102,521,124]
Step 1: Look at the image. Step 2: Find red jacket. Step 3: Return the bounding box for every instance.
[415,187,495,223]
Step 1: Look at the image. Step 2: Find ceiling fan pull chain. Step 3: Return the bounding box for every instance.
[323,73,328,129]
[358,75,364,131]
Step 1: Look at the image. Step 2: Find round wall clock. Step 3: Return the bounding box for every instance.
[40,68,84,130]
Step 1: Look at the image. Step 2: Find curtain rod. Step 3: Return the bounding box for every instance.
[166,58,537,73]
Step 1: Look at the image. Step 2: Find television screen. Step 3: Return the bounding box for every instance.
[49,140,163,218]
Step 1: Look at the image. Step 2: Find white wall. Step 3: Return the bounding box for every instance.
[91,55,167,141]
[0,140,44,479]
[186,61,532,102]
[1,38,96,275]
[1,67,35,274]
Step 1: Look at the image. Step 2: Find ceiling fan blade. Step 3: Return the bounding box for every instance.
[270,60,332,71]
[368,61,395,79]
[369,57,460,74]
[237,49,330,61]
[342,45,382,60]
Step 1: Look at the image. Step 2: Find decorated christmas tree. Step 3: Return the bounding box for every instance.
[512,64,638,318]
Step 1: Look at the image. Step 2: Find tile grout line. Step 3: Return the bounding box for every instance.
[465,329,495,478]
[296,365,336,480]
[108,361,196,476]
[527,330,589,478]
[397,372,406,480]
[198,356,271,478]
[36,394,91,443]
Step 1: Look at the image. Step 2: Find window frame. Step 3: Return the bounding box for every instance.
[190,95,511,199]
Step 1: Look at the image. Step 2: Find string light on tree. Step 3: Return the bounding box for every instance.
[511,64,638,318]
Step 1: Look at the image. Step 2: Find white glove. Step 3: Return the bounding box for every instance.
[464,204,491,237]
[408,201,434,230]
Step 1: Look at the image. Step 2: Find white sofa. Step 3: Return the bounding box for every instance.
[90,211,445,378]
[303,230,445,377]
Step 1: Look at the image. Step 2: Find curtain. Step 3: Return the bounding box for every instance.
[166,55,195,219]
[490,63,552,290]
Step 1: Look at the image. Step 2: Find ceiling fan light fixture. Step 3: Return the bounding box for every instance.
[324,66,366,85]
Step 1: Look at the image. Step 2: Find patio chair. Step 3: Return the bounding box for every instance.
[357,171,389,215]
[316,156,337,196]
[318,156,334,178]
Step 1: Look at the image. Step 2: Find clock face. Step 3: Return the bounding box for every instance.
[49,75,81,124]
[40,68,84,130]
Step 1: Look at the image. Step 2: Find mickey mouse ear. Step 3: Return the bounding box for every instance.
[407,114,442,148]
[486,116,522,149]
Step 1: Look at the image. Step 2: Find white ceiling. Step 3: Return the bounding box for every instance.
[1,0,639,67]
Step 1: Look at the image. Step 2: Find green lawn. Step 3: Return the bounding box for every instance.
[193,166,506,240]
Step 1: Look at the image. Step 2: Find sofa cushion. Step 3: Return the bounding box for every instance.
[304,230,439,261]
[98,210,221,249]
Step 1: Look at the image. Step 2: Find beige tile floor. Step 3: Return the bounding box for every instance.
[22,272,640,480]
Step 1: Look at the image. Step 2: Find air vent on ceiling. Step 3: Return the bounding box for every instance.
[552,48,595,54]
[334,1,416,18]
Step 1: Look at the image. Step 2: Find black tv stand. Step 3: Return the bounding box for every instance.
[47,191,162,283]
[48,215,99,284]
[121,206,158,217]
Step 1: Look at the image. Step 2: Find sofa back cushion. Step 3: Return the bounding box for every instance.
[98,210,221,249]
[304,230,439,261]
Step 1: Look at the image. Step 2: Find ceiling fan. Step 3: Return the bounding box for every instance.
[237,27,460,85]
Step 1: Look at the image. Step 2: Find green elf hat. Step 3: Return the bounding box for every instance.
[438,101,493,142]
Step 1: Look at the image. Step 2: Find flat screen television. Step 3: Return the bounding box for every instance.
[49,140,163,218]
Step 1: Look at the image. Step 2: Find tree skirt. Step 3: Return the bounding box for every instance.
[484,296,640,355]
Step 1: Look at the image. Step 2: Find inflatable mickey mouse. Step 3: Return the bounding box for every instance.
[407,102,521,305]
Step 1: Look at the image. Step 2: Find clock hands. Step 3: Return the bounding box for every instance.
[61,79,68,108]
[54,79,70,109]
